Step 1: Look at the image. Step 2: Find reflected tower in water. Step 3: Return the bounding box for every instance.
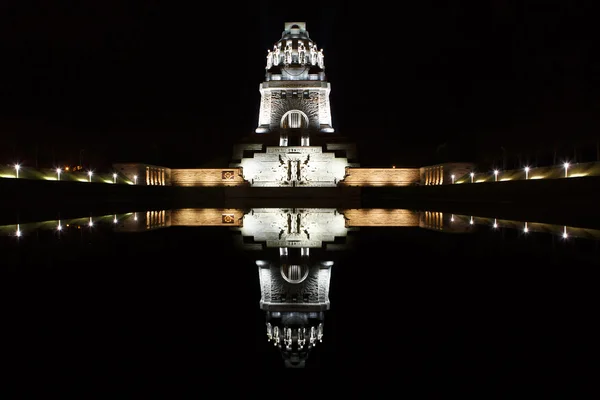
[232,208,353,367]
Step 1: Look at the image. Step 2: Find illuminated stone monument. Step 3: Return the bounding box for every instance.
[230,22,358,187]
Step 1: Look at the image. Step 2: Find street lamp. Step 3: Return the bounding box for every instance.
[88,171,93,182]
[493,169,499,182]
[563,162,570,177]
[451,174,455,184]
[56,167,61,181]
[14,164,20,178]
[134,175,138,185]
[524,166,530,180]
[113,173,117,184]
[470,172,474,183]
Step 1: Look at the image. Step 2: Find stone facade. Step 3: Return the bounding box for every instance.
[256,22,333,135]
[113,163,171,186]
[237,208,349,248]
[343,209,420,226]
[340,167,421,186]
[170,168,246,187]
[170,208,245,226]
[231,146,351,187]
[420,162,475,185]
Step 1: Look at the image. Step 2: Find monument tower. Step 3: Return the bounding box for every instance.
[230,22,358,187]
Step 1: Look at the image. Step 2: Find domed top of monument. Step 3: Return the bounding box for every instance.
[265,22,326,80]
[280,22,311,39]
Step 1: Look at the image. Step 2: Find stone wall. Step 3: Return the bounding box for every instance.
[113,163,171,186]
[170,208,245,226]
[342,208,420,226]
[340,168,420,186]
[420,162,475,185]
[258,264,331,311]
[170,168,246,187]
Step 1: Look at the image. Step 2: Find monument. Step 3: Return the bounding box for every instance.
[229,22,359,187]
[113,22,473,189]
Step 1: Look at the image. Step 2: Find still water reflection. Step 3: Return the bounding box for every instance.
[2,208,598,372]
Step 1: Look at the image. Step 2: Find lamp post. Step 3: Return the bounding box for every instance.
[113,173,117,184]
[134,175,138,185]
[88,171,93,182]
[524,166,530,180]
[564,162,570,178]
[470,172,474,183]
[494,169,499,182]
[56,168,61,181]
[451,174,455,184]
[14,164,20,178]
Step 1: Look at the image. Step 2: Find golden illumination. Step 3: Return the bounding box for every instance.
[343,209,419,227]
[170,208,244,226]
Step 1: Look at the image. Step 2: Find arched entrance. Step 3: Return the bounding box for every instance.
[280,110,310,146]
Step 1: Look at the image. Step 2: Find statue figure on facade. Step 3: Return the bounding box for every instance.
[284,41,293,65]
[298,41,306,64]
[273,45,281,66]
[317,49,324,69]
[309,44,317,65]
[266,49,273,69]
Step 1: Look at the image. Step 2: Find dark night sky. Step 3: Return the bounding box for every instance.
[1,0,599,169]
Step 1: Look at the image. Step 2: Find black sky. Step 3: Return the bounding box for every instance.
[1,0,599,169]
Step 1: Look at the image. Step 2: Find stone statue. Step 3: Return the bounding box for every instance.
[310,44,317,65]
[273,45,280,66]
[266,49,273,69]
[284,41,293,65]
[298,41,306,64]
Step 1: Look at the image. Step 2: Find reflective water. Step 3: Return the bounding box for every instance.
[2,208,598,377]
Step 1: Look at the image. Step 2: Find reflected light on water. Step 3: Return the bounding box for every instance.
[3,209,600,242]
[1,207,600,370]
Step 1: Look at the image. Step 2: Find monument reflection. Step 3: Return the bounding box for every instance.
[3,207,600,368]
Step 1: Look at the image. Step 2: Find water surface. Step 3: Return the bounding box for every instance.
[2,207,597,378]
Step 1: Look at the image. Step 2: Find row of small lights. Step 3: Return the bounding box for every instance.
[451,162,572,183]
[11,164,138,184]
[450,215,570,239]
[13,213,139,237]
